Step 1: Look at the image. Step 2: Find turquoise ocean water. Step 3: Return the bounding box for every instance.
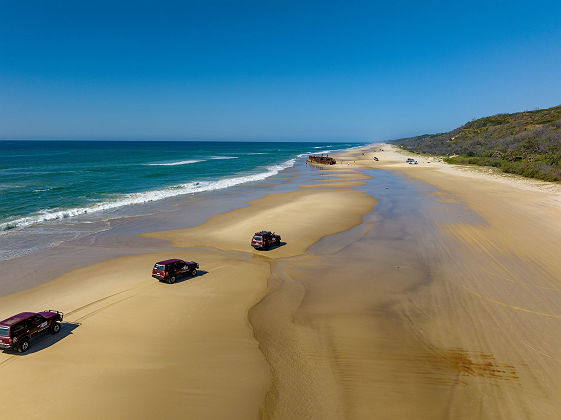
[0,141,363,259]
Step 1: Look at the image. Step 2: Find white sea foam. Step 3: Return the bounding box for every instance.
[297,149,334,158]
[210,156,238,160]
[147,160,203,166]
[310,149,333,155]
[0,158,296,232]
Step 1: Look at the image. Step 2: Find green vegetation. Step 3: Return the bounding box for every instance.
[395,105,561,181]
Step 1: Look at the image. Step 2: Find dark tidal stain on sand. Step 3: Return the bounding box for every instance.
[445,348,518,379]
[427,348,519,385]
[411,348,519,387]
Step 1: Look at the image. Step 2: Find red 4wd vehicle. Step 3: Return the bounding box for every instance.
[251,231,281,250]
[152,259,199,284]
[0,310,63,353]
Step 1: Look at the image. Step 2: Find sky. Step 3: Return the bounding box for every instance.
[1,0,561,141]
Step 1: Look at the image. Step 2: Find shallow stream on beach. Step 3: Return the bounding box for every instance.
[250,168,487,419]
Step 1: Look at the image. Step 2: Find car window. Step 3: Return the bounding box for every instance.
[31,315,44,326]
[154,264,165,271]
[12,323,25,334]
[0,326,9,336]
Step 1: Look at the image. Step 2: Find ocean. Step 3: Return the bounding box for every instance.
[0,140,364,260]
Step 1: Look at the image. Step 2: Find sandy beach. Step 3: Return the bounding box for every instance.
[0,163,376,419]
[2,144,561,419]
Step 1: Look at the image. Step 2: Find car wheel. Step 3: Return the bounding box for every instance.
[169,276,176,284]
[18,338,30,353]
[51,322,61,334]
[191,268,197,276]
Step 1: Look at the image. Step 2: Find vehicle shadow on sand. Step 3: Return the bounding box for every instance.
[5,322,80,356]
[254,241,287,251]
[161,270,209,285]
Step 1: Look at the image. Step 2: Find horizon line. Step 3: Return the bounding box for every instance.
[0,138,373,143]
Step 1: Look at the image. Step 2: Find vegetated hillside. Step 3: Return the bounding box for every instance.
[395,105,561,181]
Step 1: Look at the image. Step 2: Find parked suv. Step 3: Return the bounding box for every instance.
[251,231,281,250]
[0,310,63,353]
[152,259,199,284]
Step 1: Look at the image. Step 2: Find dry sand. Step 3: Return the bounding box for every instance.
[2,144,561,419]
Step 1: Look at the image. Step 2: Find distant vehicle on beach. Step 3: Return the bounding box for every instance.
[152,259,199,284]
[0,310,63,353]
[251,231,281,250]
[373,156,379,161]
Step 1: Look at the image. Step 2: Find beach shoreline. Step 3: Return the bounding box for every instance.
[0,147,377,419]
[2,143,561,418]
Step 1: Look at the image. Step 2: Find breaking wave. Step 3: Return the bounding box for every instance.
[146,160,203,166]
[0,159,296,232]
[297,149,333,158]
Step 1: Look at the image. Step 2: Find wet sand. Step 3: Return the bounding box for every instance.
[0,167,307,296]
[2,144,561,419]
[0,167,375,419]
[269,145,561,419]
[0,250,271,419]
[247,146,561,419]
[142,188,376,258]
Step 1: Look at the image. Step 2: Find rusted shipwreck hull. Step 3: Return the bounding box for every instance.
[308,155,336,165]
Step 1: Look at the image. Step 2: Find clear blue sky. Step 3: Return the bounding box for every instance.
[1,0,560,141]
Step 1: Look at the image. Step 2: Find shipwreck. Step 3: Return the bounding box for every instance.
[308,155,336,165]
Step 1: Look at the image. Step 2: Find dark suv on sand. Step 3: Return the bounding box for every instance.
[152,259,199,284]
[0,310,64,353]
[251,231,281,250]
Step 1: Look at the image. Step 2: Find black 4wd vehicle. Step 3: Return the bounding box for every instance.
[251,231,281,250]
[0,310,63,353]
[152,259,199,284]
